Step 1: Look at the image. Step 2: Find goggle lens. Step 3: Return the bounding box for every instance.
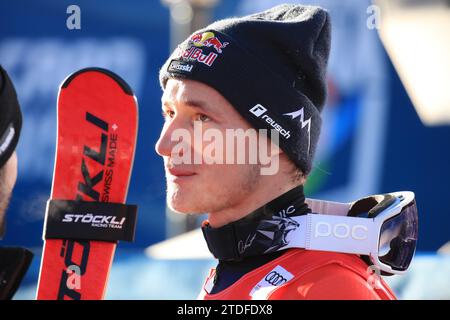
[378,201,418,271]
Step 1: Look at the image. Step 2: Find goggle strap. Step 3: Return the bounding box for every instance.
[305,198,350,216]
[284,214,378,255]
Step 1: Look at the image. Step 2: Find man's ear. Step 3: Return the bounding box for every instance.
[2,152,18,192]
[257,134,282,176]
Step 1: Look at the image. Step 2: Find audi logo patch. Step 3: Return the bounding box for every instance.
[264,271,288,286]
[250,265,294,299]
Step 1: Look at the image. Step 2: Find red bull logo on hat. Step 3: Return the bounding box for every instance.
[173,31,229,68]
[175,46,217,67]
[190,31,229,54]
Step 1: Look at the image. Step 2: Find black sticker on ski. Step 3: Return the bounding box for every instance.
[44,200,137,242]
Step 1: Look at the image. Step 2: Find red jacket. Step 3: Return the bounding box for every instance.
[198,249,396,300]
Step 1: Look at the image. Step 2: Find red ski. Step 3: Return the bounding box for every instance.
[36,68,138,300]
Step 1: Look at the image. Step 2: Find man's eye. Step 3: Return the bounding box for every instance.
[162,110,175,120]
[195,113,210,122]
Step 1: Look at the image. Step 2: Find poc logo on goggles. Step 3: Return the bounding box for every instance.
[314,222,368,240]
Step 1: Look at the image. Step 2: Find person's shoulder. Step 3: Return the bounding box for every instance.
[280,248,370,272]
[270,249,395,300]
[296,261,379,299]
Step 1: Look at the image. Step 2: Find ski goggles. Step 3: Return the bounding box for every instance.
[285,191,418,275]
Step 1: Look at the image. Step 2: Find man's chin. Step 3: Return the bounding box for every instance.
[166,183,203,214]
[166,199,204,215]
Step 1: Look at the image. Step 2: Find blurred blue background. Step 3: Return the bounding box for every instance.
[1,0,449,299]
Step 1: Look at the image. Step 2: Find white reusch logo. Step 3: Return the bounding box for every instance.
[249,104,267,117]
[249,105,312,150]
[250,265,294,300]
[249,104,291,139]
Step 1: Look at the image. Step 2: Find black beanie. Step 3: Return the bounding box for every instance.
[0,65,22,169]
[159,4,331,174]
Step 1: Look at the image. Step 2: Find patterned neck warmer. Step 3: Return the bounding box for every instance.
[202,185,310,261]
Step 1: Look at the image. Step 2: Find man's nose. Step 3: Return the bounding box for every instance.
[155,123,173,158]
[155,118,188,158]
